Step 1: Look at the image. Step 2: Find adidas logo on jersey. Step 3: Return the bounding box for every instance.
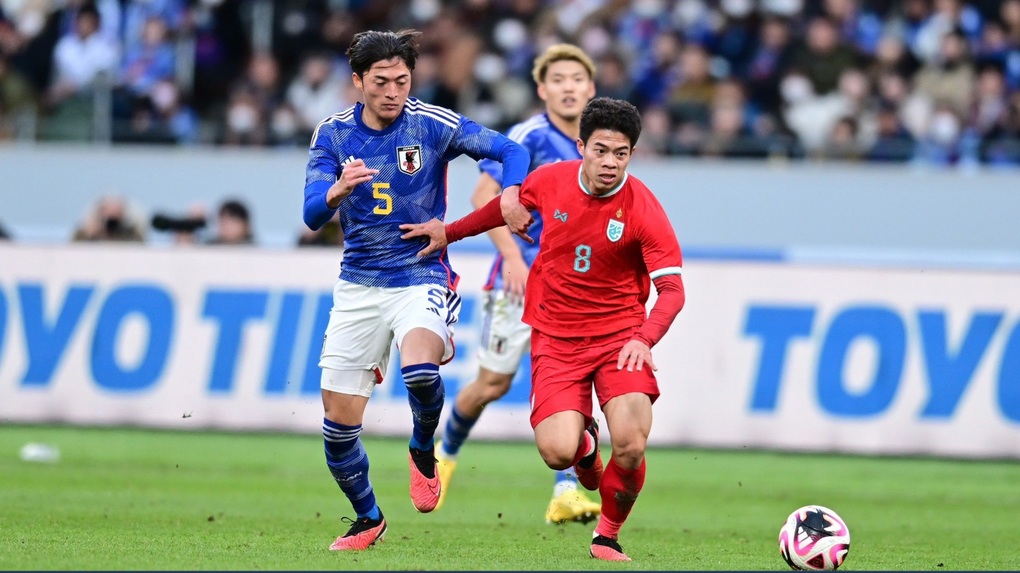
[341,155,357,166]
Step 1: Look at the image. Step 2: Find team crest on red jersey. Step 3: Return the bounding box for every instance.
[397,145,422,175]
[607,219,625,242]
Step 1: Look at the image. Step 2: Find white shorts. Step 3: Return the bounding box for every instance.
[319,280,460,396]
[476,290,532,375]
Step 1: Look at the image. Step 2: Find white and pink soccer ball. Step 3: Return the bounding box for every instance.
[778,505,851,571]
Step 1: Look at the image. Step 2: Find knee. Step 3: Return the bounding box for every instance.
[479,375,512,403]
[610,434,647,469]
[536,441,575,470]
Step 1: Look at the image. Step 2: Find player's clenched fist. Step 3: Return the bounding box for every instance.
[326,159,379,208]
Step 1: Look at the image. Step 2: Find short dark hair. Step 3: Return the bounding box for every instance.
[579,97,642,148]
[346,29,421,78]
[219,199,250,222]
[77,3,100,21]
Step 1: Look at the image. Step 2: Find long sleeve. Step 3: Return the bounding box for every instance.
[492,137,529,190]
[448,117,530,189]
[303,180,336,230]
[446,195,505,243]
[303,121,339,231]
[633,274,685,348]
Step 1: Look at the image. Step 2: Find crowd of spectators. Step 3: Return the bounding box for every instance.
[69,195,268,245]
[57,193,341,248]
[1,0,1020,167]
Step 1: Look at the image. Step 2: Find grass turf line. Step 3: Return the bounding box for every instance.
[1,425,1019,570]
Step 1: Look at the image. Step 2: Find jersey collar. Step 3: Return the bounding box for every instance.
[353,101,405,135]
[543,112,576,146]
[577,165,628,199]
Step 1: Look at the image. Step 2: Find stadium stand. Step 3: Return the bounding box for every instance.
[0,0,1017,165]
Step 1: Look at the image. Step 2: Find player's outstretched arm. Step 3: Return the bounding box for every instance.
[400,194,511,257]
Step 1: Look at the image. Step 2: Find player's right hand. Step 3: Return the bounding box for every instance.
[400,218,448,258]
[327,159,379,208]
[617,339,657,372]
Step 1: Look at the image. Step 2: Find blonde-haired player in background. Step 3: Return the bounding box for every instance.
[433,44,601,524]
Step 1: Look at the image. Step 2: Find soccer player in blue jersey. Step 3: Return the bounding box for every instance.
[302,29,529,551]
[432,44,602,524]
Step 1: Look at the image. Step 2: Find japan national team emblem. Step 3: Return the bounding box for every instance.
[607,219,625,242]
[397,145,422,175]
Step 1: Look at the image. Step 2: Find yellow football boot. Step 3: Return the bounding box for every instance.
[434,444,456,510]
[545,488,601,525]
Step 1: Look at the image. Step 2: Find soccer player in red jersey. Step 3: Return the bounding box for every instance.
[400,97,686,562]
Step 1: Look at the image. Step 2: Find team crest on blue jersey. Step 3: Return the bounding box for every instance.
[397,145,422,175]
[607,219,624,242]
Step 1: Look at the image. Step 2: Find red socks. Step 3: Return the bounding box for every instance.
[569,428,593,467]
[594,457,646,539]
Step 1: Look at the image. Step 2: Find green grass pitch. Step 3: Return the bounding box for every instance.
[2,424,1019,570]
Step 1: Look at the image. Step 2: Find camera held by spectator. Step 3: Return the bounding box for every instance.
[150,203,209,245]
[151,213,207,233]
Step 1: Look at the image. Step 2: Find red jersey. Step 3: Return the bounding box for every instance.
[519,160,683,338]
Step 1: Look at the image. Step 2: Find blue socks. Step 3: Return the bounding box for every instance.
[322,418,380,520]
[441,405,479,457]
[402,362,444,451]
[552,469,580,497]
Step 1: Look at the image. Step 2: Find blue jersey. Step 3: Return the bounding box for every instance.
[303,97,529,288]
[477,113,580,291]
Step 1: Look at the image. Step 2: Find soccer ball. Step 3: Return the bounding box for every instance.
[778,505,850,571]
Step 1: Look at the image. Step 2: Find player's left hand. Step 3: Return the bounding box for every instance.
[617,339,656,372]
[399,218,448,258]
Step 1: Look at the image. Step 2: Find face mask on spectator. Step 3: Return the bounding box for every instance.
[780,75,813,104]
[721,0,753,18]
[152,82,178,113]
[410,0,441,22]
[272,108,299,139]
[674,0,708,27]
[633,0,665,18]
[228,103,259,133]
[493,18,528,51]
[762,0,803,16]
[18,10,45,37]
[929,111,961,145]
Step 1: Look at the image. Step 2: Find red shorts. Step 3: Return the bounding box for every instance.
[528,326,660,428]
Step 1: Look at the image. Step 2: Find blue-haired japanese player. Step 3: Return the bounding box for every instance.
[302,29,529,552]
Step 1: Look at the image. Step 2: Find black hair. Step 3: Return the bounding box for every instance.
[579,97,642,148]
[219,199,250,222]
[77,3,100,21]
[346,29,421,78]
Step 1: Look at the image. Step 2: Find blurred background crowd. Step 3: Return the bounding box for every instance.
[0,0,1019,166]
